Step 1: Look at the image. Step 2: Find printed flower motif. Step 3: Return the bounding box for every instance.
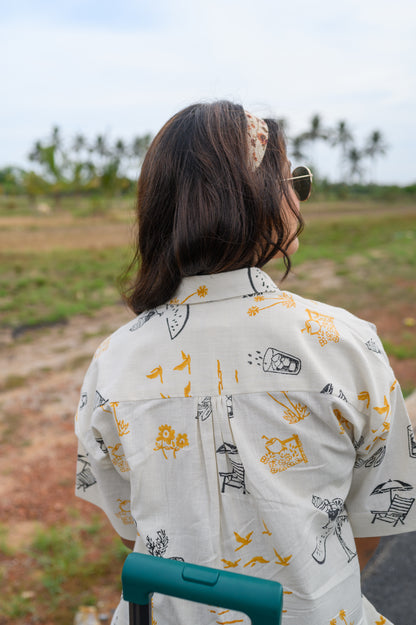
[197,285,208,298]
[254,295,265,302]
[248,306,260,316]
[169,297,180,305]
[156,425,175,444]
[175,433,189,449]
[154,424,189,459]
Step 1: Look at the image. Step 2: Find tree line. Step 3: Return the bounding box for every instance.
[0,114,389,199]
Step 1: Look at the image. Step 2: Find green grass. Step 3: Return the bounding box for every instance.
[0,518,131,623]
[0,246,132,330]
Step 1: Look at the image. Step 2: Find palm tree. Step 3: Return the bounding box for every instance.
[131,133,152,161]
[365,130,388,183]
[305,114,328,168]
[72,133,87,156]
[290,135,307,162]
[331,120,353,182]
[347,147,364,183]
[114,138,126,158]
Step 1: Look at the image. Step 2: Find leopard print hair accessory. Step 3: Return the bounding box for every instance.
[244,111,268,169]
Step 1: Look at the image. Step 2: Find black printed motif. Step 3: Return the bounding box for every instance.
[95,436,109,454]
[320,384,348,401]
[129,309,161,332]
[80,392,88,409]
[225,395,234,418]
[354,446,386,468]
[196,396,213,421]
[129,305,190,340]
[146,529,184,561]
[248,348,301,375]
[365,339,382,354]
[76,454,97,491]
[94,390,108,409]
[353,436,365,451]
[370,479,415,526]
[408,425,416,458]
[247,267,276,295]
[311,496,356,564]
[165,305,190,340]
[321,383,334,395]
[216,442,249,494]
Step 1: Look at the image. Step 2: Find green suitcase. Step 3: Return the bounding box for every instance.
[122,552,283,625]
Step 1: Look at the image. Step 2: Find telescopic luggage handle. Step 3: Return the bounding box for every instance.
[122,553,283,625]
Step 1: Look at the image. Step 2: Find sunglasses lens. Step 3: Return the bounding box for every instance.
[291,166,312,202]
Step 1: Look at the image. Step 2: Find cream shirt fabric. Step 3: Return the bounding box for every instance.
[75,267,416,625]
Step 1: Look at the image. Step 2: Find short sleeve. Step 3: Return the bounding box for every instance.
[346,381,416,537]
[74,360,137,541]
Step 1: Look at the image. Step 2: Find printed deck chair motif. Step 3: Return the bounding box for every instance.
[371,494,415,526]
[219,458,248,494]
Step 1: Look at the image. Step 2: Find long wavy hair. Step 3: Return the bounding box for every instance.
[122,100,303,314]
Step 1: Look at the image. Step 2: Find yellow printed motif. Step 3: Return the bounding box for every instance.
[273,548,292,566]
[108,444,130,472]
[267,392,310,423]
[217,360,224,395]
[93,337,111,359]
[329,609,354,625]
[209,608,244,625]
[174,351,191,374]
[115,498,135,525]
[234,531,253,551]
[358,391,370,409]
[301,309,340,346]
[147,366,164,384]
[154,425,189,459]
[221,558,241,568]
[180,285,208,304]
[261,434,308,473]
[333,409,351,434]
[247,292,296,316]
[243,556,270,568]
[112,402,130,437]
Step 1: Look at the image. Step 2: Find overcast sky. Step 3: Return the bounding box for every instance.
[2,0,415,184]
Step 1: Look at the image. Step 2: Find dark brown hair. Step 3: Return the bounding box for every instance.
[123,100,303,314]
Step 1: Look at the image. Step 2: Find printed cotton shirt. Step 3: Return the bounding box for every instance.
[75,268,416,625]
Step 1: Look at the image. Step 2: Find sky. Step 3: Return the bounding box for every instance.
[2,0,416,184]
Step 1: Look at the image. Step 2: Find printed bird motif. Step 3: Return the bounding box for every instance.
[273,548,292,566]
[147,366,163,384]
[174,351,191,374]
[373,396,390,416]
[375,616,386,625]
[221,558,241,568]
[234,531,253,551]
[243,556,270,568]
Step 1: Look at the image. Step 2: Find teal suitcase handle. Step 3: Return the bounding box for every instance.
[122,553,283,625]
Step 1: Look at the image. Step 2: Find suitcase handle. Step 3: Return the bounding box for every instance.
[122,553,283,625]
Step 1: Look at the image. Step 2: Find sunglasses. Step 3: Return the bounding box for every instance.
[285,166,313,202]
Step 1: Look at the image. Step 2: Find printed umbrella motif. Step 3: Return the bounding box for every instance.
[370,479,413,503]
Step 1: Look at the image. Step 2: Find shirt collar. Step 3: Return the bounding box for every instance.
[170,267,279,305]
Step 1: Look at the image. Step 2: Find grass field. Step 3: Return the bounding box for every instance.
[0,198,415,624]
